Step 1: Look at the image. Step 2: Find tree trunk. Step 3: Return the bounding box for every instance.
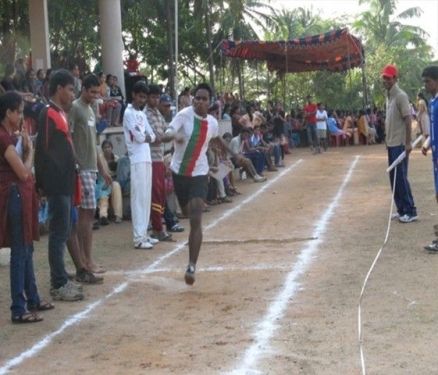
[165,0,175,98]
[204,0,215,96]
[237,59,244,100]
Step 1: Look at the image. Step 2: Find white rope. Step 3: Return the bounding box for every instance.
[358,135,422,375]
[358,165,396,375]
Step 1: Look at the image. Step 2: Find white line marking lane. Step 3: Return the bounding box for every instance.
[229,155,360,375]
[0,159,304,375]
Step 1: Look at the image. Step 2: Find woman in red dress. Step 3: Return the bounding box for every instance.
[0,91,53,323]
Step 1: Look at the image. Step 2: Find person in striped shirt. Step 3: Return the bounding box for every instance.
[162,83,219,285]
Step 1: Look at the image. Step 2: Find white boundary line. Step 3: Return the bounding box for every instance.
[229,155,360,375]
[0,159,303,375]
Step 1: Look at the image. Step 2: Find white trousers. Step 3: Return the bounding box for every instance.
[130,162,152,244]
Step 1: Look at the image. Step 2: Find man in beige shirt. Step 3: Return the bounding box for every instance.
[382,64,417,223]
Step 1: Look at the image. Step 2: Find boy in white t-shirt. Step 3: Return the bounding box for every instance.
[316,103,328,152]
[123,81,157,249]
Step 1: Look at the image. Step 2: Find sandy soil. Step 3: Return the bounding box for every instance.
[1,144,438,375]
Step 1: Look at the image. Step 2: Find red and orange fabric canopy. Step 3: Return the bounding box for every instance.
[221,28,364,74]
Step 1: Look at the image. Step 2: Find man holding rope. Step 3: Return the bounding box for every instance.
[382,64,418,223]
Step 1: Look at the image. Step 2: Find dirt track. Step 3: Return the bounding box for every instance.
[1,144,438,375]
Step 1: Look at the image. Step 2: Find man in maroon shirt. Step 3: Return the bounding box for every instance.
[304,95,319,154]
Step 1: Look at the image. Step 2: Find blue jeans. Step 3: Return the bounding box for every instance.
[47,195,72,289]
[244,151,265,175]
[388,145,417,216]
[8,184,40,317]
[306,124,318,149]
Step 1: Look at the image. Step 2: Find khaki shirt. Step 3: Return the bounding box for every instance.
[69,98,97,171]
[385,83,411,147]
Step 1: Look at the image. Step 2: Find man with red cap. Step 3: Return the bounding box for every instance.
[382,64,417,223]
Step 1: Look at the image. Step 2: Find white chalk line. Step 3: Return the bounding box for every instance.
[229,155,360,375]
[107,263,293,279]
[0,159,304,374]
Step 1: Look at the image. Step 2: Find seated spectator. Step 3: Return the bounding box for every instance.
[230,104,243,136]
[241,127,266,175]
[115,153,131,219]
[97,72,122,127]
[250,124,277,171]
[261,123,283,167]
[96,140,123,225]
[220,133,240,195]
[109,75,125,119]
[207,138,233,205]
[290,110,303,147]
[327,110,351,140]
[227,129,266,182]
[342,111,355,138]
[357,109,376,144]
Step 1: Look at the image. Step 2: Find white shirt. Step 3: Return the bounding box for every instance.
[123,104,156,165]
[316,109,328,130]
[167,106,219,176]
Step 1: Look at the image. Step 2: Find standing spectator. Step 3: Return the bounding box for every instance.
[417,92,430,138]
[162,83,220,285]
[97,140,123,225]
[420,66,438,251]
[316,103,328,151]
[35,69,45,95]
[381,64,417,223]
[34,69,84,301]
[69,74,112,277]
[304,95,318,154]
[70,64,82,98]
[158,94,173,122]
[123,81,157,249]
[145,84,172,241]
[0,92,53,323]
[24,69,38,95]
[178,87,192,110]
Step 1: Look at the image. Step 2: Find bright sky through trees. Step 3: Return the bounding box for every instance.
[272,0,438,58]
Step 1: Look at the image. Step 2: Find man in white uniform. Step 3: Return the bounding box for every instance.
[123,81,158,249]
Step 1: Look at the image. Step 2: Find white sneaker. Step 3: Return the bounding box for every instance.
[253,174,267,183]
[147,237,159,245]
[184,264,196,285]
[399,214,418,223]
[391,213,400,220]
[135,241,153,249]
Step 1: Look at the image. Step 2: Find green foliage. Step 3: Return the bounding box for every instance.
[0,0,434,109]
[47,0,100,72]
[0,0,29,68]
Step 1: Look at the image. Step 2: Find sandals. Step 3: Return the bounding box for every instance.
[28,300,55,312]
[219,197,233,203]
[91,265,106,274]
[12,311,43,324]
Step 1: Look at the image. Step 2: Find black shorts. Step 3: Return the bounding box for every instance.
[172,173,208,209]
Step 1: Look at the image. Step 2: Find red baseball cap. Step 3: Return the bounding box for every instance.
[381,64,398,78]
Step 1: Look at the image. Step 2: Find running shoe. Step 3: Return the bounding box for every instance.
[399,214,418,223]
[135,241,153,250]
[184,264,196,285]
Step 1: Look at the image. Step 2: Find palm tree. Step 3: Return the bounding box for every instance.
[353,0,429,50]
[216,0,273,98]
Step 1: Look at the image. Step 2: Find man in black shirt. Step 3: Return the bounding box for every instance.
[35,69,84,301]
